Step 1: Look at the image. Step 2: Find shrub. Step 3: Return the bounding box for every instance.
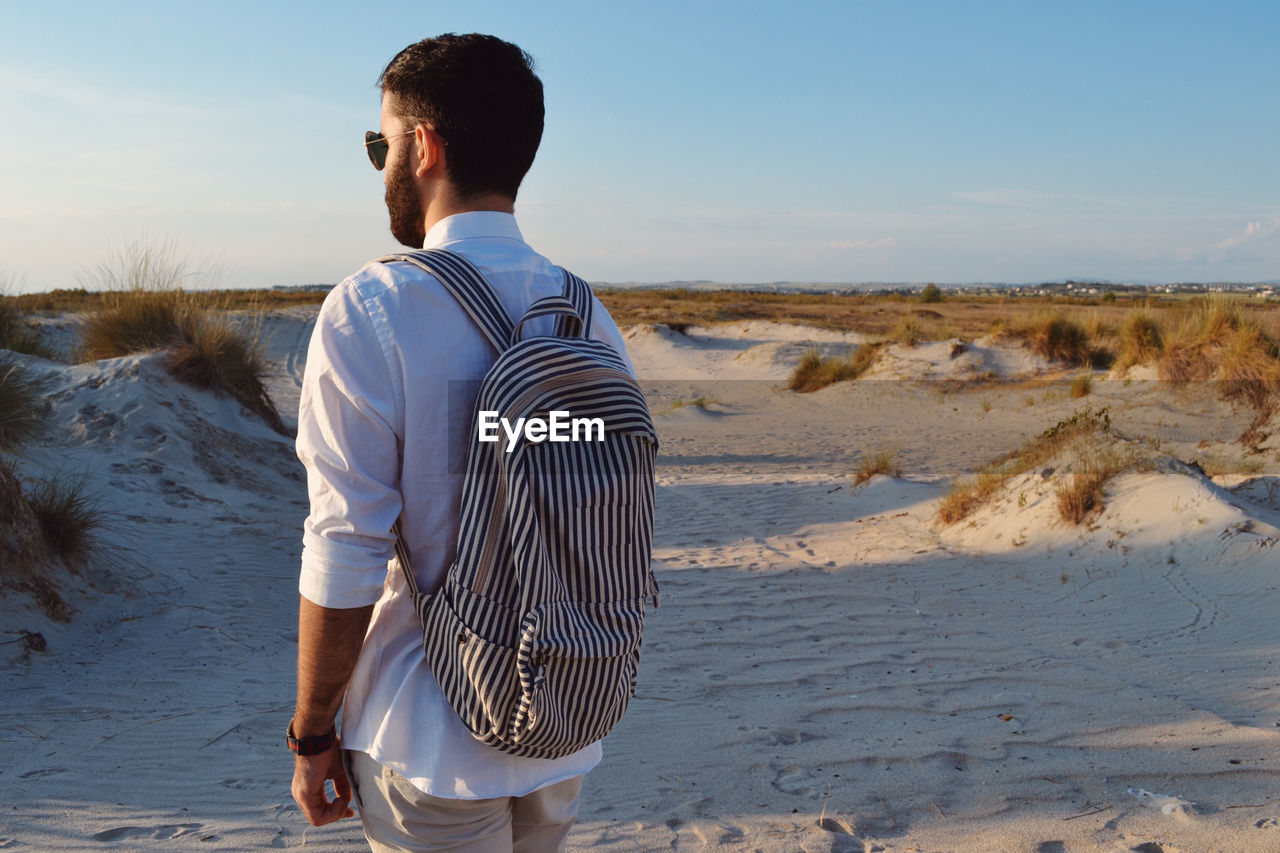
[789,343,882,392]
[79,244,286,434]
[0,359,44,452]
[920,283,943,303]
[853,447,901,486]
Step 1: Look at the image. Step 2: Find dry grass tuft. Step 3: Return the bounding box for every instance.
[854,447,901,486]
[891,315,926,347]
[24,474,101,567]
[0,459,42,575]
[0,359,45,452]
[937,407,1114,525]
[789,343,882,392]
[79,244,286,434]
[664,394,721,413]
[1218,325,1280,411]
[166,314,285,434]
[1158,297,1275,383]
[936,469,1006,525]
[1116,311,1164,369]
[1157,297,1280,439]
[1025,314,1091,365]
[1,270,53,358]
[1055,445,1127,524]
[0,460,73,621]
[79,287,190,360]
[1069,374,1093,398]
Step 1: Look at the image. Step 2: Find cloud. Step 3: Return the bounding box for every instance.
[1212,218,1280,251]
[829,237,897,250]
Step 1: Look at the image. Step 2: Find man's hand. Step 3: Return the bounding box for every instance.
[292,741,355,826]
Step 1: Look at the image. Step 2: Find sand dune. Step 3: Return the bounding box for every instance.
[4,314,1280,851]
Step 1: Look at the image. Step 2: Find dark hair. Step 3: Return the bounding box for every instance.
[379,33,544,201]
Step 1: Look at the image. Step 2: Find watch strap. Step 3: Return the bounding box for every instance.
[287,723,336,756]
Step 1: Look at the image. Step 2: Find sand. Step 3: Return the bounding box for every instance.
[3,314,1280,852]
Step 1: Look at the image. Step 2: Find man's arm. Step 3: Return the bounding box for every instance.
[290,597,374,826]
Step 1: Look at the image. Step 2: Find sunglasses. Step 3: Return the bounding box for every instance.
[363,127,448,171]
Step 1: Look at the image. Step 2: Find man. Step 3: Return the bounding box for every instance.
[290,34,633,851]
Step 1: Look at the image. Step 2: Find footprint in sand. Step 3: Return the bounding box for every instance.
[90,823,202,842]
[771,764,822,798]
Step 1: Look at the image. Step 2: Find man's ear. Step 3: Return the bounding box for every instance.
[413,126,443,178]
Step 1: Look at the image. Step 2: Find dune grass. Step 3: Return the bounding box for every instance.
[0,459,75,621]
[1156,297,1280,441]
[79,244,286,434]
[1116,311,1164,370]
[0,298,50,357]
[0,459,38,573]
[854,447,901,486]
[24,474,101,567]
[1055,444,1127,524]
[891,315,926,347]
[937,407,1114,525]
[664,394,721,413]
[1,270,53,358]
[1025,314,1091,365]
[0,359,45,452]
[789,343,883,392]
[1158,297,1279,385]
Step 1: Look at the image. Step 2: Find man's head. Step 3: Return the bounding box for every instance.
[378,33,544,204]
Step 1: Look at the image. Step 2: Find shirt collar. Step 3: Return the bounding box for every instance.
[422,211,524,249]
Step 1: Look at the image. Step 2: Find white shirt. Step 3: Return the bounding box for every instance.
[297,212,631,797]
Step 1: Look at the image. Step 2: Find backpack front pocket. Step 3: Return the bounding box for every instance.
[420,579,521,743]
[508,599,646,755]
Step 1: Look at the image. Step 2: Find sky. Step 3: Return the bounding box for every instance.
[1,0,1278,291]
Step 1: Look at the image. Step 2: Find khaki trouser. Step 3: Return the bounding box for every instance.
[344,750,583,853]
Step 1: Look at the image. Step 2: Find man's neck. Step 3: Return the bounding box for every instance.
[421,188,516,238]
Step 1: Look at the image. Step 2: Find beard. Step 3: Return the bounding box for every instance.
[385,154,425,248]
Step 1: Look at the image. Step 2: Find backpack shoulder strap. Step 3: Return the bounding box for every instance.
[554,269,594,338]
[371,248,514,356]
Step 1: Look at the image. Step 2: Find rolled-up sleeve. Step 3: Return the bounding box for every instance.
[297,277,404,608]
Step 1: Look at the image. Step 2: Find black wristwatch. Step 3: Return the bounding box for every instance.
[287,723,336,756]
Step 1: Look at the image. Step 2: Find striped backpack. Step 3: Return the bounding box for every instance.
[375,249,659,759]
